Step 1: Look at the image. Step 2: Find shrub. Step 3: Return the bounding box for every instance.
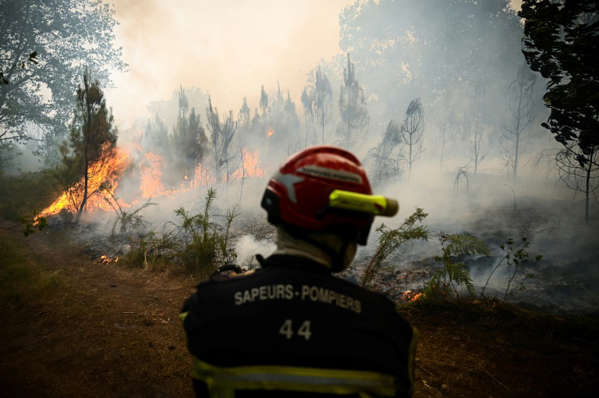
[481,236,542,299]
[362,208,429,286]
[174,188,238,274]
[424,233,489,302]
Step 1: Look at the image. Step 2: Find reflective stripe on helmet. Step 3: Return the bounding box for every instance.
[191,357,398,397]
[329,190,399,217]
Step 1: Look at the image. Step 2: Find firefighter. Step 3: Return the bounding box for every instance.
[180,146,416,397]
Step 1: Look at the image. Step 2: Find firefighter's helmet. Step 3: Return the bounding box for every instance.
[261,146,398,246]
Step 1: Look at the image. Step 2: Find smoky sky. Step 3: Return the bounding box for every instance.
[105,0,350,128]
[104,0,523,130]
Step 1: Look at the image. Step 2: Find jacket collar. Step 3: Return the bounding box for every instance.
[261,254,332,274]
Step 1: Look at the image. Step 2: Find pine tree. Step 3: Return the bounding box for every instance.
[60,69,117,222]
[339,54,368,145]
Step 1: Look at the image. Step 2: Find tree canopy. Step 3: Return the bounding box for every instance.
[520,0,599,222]
[0,0,126,147]
[520,0,599,156]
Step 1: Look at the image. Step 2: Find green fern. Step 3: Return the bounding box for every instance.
[424,233,489,301]
[362,208,429,286]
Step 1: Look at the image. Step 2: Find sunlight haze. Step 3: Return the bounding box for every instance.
[106,0,351,128]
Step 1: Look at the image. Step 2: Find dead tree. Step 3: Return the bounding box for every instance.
[454,166,469,193]
[302,66,333,145]
[401,98,424,176]
[468,116,488,175]
[556,144,599,223]
[503,64,537,181]
[206,97,237,182]
[339,54,368,145]
[370,120,403,183]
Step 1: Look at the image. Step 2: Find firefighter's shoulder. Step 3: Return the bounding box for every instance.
[209,263,256,282]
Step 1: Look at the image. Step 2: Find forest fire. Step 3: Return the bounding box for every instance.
[231,149,264,179]
[267,129,274,137]
[140,152,178,199]
[36,147,131,220]
[36,144,266,222]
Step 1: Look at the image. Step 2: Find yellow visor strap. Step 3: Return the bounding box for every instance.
[329,190,399,217]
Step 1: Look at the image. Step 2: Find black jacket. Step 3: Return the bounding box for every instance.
[181,255,415,397]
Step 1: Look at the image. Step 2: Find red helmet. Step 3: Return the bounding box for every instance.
[261,146,374,245]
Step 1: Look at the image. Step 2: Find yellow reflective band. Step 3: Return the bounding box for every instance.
[191,357,397,397]
[179,312,188,322]
[408,327,418,398]
[329,190,399,217]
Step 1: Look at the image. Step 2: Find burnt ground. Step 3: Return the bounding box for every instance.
[1,220,598,398]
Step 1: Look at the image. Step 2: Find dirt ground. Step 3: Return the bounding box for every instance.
[1,221,597,398]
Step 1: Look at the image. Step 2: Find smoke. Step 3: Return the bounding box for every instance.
[24,0,597,313]
[235,234,276,268]
[104,0,351,130]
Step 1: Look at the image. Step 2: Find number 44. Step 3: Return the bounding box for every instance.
[279,319,312,341]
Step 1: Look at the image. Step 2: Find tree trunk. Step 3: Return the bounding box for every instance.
[76,75,92,223]
[322,113,325,145]
[513,84,523,182]
[513,130,520,182]
[409,133,413,176]
[585,149,593,224]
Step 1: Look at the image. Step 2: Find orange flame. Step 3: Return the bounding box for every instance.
[139,152,178,198]
[191,162,217,188]
[267,129,274,137]
[36,147,130,220]
[37,144,265,222]
[400,290,423,303]
[231,149,264,179]
[98,255,119,264]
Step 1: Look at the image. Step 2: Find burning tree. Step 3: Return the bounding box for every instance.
[58,70,117,223]
[172,88,208,180]
[206,97,237,182]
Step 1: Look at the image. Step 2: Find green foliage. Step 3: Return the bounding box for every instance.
[521,0,599,223]
[521,0,599,154]
[172,88,209,178]
[0,169,61,222]
[22,217,47,237]
[58,70,118,222]
[424,233,489,302]
[0,0,125,149]
[482,236,542,299]
[0,236,61,307]
[362,208,429,286]
[100,182,156,236]
[174,188,238,274]
[110,201,156,237]
[339,54,368,143]
[122,231,179,272]
[206,97,237,180]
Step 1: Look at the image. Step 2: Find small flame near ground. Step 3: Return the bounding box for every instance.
[267,129,274,137]
[98,255,119,264]
[400,290,423,303]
